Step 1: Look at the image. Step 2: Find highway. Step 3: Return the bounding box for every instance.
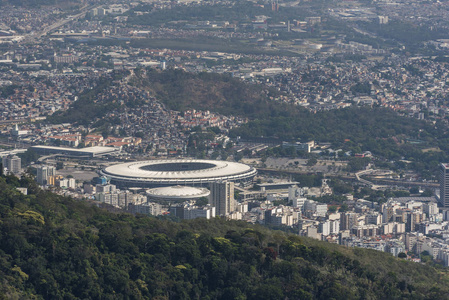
[257,167,438,189]
[23,4,100,43]
[354,169,387,190]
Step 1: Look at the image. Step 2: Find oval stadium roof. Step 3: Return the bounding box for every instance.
[99,159,257,187]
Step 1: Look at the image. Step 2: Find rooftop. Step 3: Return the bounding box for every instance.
[147,185,210,199]
[31,145,119,156]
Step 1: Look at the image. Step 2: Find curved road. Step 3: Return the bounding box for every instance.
[24,4,100,43]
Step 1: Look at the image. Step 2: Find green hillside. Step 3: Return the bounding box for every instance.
[1,175,449,299]
[132,69,449,174]
[47,72,129,125]
[131,68,281,117]
[132,69,434,145]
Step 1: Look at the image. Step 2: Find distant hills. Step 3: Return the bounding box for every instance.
[1,175,449,299]
[0,0,80,7]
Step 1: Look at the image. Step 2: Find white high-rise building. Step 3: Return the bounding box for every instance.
[56,179,68,188]
[36,166,47,185]
[36,165,56,185]
[423,202,438,218]
[2,155,21,175]
[67,178,76,189]
[288,185,303,201]
[319,220,340,236]
[293,197,306,209]
[440,163,449,207]
[209,181,235,216]
[184,205,216,220]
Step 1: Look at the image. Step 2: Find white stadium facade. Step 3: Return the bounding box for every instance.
[146,185,210,202]
[99,159,257,188]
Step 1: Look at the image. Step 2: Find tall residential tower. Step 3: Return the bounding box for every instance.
[2,155,21,175]
[36,165,56,185]
[440,163,449,207]
[209,181,235,216]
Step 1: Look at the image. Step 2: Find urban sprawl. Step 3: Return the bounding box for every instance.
[3,0,449,267]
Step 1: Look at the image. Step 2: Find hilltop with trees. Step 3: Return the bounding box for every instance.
[1,175,449,299]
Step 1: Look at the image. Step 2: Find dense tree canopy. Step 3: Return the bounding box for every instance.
[1,175,449,299]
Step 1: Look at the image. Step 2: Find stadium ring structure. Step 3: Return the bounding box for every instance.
[99,159,257,188]
[146,185,210,203]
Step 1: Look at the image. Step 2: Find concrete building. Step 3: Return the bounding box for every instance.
[11,124,27,136]
[68,178,76,189]
[96,190,146,208]
[209,181,235,216]
[303,199,328,217]
[281,140,315,153]
[56,178,76,189]
[36,165,56,185]
[306,226,320,239]
[83,183,96,194]
[378,15,389,24]
[129,202,162,216]
[440,163,449,208]
[288,185,303,201]
[382,222,406,235]
[340,212,359,230]
[293,197,306,209]
[2,155,21,175]
[423,202,439,218]
[56,178,68,188]
[352,225,380,238]
[170,203,216,220]
[438,249,449,267]
[16,187,27,195]
[365,213,382,225]
[96,184,117,193]
[388,243,405,257]
[320,220,340,236]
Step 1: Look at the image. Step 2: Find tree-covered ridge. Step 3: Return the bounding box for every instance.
[230,106,430,142]
[127,1,316,27]
[1,176,449,299]
[230,106,449,177]
[48,68,280,126]
[132,68,281,116]
[133,69,432,144]
[133,69,439,149]
[131,68,449,175]
[48,71,129,125]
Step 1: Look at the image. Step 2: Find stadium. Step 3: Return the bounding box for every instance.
[99,159,257,188]
[146,185,210,203]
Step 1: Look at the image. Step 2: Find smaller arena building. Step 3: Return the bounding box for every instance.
[146,185,210,203]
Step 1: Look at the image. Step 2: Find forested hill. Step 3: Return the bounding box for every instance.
[49,68,284,125]
[132,69,433,143]
[131,68,282,117]
[1,176,449,299]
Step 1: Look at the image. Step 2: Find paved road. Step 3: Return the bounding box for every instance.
[23,4,100,43]
[257,167,437,189]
